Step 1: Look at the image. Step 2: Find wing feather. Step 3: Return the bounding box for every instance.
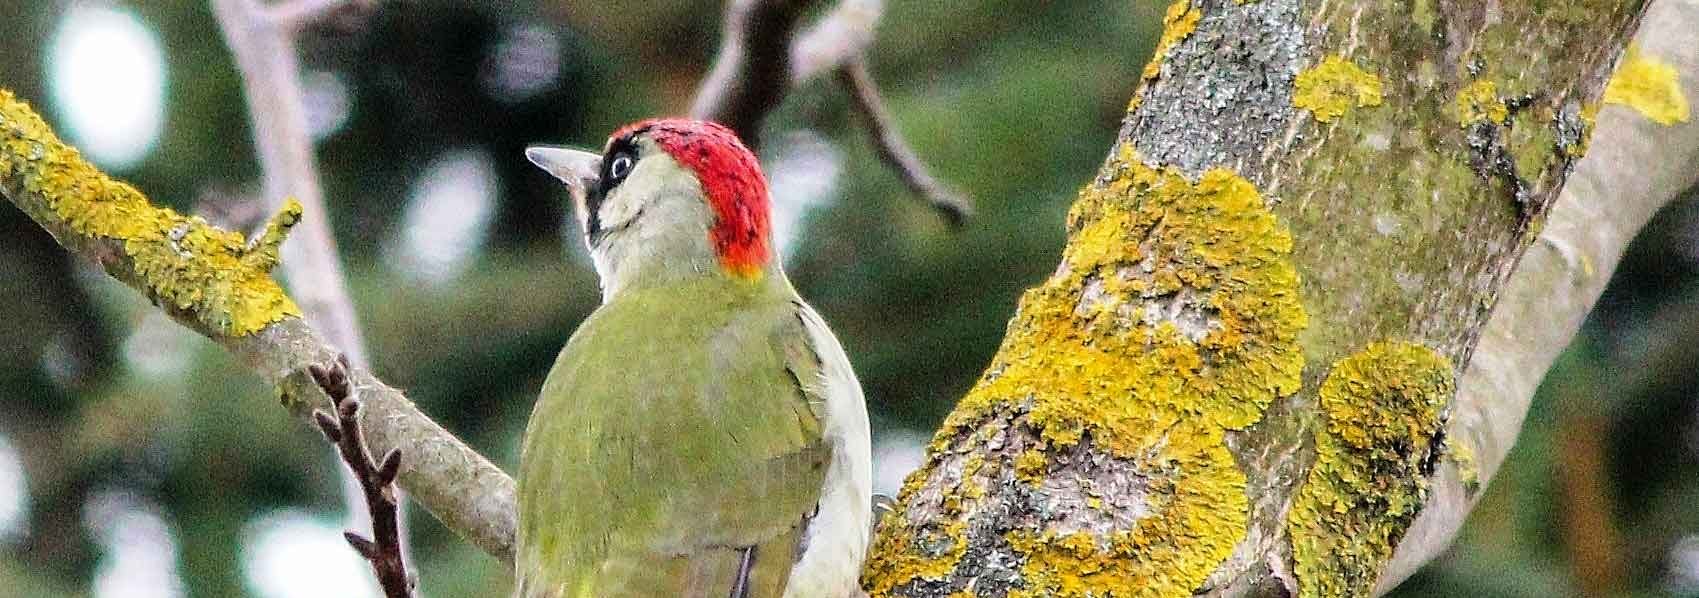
[779,301,873,598]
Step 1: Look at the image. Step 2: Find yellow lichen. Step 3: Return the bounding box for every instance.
[1292,55,1385,123]
[1455,79,1509,127]
[1286,341,1454,598]
[865,143,1307,596]
[1142,0,1202,80]
[1014,449,1048,486]
[865,522,969,595]
[1447,433,1480,494]
[0,89,300,337]
[1507,109,1559,184]
[1004,531,1151,598]
[1604,45,1691,126]
[863,467,972,596]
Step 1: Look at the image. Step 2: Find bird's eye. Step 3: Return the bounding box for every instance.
[608,153,635,182]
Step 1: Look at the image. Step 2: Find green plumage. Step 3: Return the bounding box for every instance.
[517,274,829,598]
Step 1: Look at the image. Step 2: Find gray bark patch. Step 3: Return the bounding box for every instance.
[1125,0,1306,179]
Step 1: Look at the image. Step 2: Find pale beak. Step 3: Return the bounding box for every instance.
[524,145,602,195]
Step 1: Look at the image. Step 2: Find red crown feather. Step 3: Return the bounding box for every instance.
[609,119,772,279]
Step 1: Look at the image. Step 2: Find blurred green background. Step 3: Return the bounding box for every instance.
[0,1,1692,597]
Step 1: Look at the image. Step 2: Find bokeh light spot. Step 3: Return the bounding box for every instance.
[242,509,379,598]
[86,491,185,598]
[393,149,498,284]
[0,435,26,544]
[47,4,167,171]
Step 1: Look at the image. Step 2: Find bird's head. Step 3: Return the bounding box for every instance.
[526,119,773,300]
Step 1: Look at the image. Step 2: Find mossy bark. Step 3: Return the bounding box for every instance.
[1380,1,1698,587]
[861,0,1648,596]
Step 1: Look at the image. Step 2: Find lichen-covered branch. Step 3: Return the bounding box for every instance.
[1378,0,1698,589]
[862,0,1652,596]
[0,90,518,564]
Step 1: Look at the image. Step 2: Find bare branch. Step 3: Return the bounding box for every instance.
[838,58,973,227]
[311,355,417,598]
[692,0,890,143]
[264,0,375,31]
[690,0,820,144]
[693,1,970,226]
[790,0,883,82]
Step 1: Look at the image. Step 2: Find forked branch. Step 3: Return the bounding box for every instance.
[310,354,416,598]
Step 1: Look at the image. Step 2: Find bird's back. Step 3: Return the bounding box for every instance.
[516,275,835,598]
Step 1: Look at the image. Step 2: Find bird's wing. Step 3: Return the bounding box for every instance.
[781,300,873,598]
[516,290,830,598]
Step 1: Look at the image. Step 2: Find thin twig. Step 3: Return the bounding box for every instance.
[310,355,416,598]
[838,58,974,227]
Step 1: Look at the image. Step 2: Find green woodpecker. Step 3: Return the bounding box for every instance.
[518,119,871,598]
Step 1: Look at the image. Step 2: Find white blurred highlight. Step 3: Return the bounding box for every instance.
[0,435,25,543]
[762,131,843,262]
[301,70,352,141]
[1670,535,1699,594]
[872,428,928,497]
[482,23,563,103]
[86,491,184,598]
[242,509,379,598]
[121,313,198,379]
[48,4,167,171]
[393,149,498,284]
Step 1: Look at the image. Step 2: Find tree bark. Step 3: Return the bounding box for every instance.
[861,0,1660,596]
[1377,0,1698,589]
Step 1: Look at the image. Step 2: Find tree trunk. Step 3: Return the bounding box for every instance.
[861,0,1651,596]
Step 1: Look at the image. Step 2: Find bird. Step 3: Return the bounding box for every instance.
[517,119,872,598]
